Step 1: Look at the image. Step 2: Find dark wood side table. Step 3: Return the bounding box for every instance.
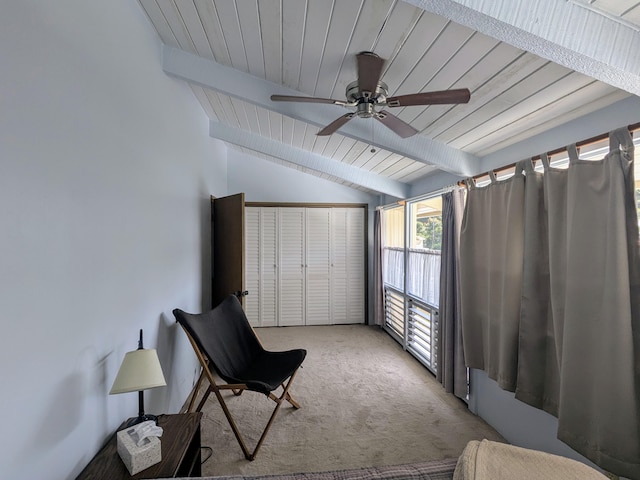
[76,412,203,479]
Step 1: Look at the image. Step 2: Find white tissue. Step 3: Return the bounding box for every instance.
[127,420,164,446]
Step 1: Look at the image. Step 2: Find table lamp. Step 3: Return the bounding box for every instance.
[110,329,166,426]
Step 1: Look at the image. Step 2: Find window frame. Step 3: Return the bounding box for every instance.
[381,193,443,374]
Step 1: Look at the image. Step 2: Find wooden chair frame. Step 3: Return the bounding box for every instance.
[180,324,302,461]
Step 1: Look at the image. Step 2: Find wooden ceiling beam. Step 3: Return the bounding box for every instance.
[162,46,479,177]
[210,121,411,199]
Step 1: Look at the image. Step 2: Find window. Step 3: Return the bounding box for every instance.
[382,205,405,292]
[382,205,405,340]
[381,195,443,373]
[406,197,442,372]
[407,198,442,307]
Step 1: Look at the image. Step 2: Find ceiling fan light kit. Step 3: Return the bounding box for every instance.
[270,51,471,138]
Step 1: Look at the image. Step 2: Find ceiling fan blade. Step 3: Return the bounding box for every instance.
[317,113,356,136]
[270,94,348,106]
[375,111,419,138]
[386,88,471,107]
[357,51,385,95]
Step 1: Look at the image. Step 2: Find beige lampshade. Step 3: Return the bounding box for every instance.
[109,348,167,395]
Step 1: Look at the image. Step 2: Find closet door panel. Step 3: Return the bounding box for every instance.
[330,209,348,324]
[260,208,278,327]
[278,208,305,326]
[346,208,365,323]
[306,208,331,325]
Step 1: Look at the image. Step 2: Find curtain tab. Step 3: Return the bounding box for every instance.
[515,160,529,176]
[465,177,475,190]
[567,144,579,164]
[521,159,535,174]
[609,128,634,155]
[540,153,550,170]
[489,170,497,182]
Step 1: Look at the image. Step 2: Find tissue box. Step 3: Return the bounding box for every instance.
[117,426,162,475]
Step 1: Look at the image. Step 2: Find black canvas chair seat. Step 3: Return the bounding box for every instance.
[231,350,307,394]
[173,295,306,460]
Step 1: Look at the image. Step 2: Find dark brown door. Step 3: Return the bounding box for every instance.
[211,193,246,307]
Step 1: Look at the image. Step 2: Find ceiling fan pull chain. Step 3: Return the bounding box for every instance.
[371,120,376,153]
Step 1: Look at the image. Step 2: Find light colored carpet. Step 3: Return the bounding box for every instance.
[191,324,503,477]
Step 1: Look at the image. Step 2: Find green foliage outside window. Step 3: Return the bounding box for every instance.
[416,216,442,250]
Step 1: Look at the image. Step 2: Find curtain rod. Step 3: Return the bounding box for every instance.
[457,122,640,186]
[377,183,459,210]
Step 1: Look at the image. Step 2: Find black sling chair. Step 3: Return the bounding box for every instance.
[173,295,307,460]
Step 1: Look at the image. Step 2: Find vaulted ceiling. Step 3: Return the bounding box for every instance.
[137,0,639,199]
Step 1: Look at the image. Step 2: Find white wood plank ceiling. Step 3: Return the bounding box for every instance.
[137,0,637,198]
[569,0,640,29]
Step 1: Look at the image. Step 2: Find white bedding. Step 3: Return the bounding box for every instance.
[453,440,608,480]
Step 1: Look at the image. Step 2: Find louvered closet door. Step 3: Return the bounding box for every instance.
[331,208,365,324]
[346,208,365,323]
[305,208,331,325]
[244,207,278,327]
[259,208,278,326]
[278,208,305,326]
[330,209,349,324]
[245,205,364,327]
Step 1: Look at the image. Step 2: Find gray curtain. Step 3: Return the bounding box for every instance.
[437,189,467,399]
[460,164,527,392]
[459,129,640,479]
[514,154,559,416]
[373,209,384,326]
[555,130,639,477]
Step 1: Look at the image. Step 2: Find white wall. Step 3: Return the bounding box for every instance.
[468,370,600,467]
[227,149,378,205]
[0,2,227,479]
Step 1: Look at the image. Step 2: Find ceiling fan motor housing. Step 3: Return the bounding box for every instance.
[346,80,388,118]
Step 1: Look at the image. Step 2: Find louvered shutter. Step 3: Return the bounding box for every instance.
[346,208,365,323]
[260,207,278,326]
[305,208,331,325]
[278,208,305,326]
[330,209,348,324]
[244,207,278,326]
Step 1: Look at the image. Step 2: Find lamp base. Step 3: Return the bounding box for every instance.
[123,389,159,427]
[125,414,159,427]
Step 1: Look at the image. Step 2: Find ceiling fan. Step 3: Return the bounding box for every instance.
[270,51,470,138]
